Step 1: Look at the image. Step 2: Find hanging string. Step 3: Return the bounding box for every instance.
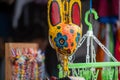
[118,0,120,20]
[90,0,92,14]
[90,0,93,26]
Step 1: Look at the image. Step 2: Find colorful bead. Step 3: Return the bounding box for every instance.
[10,48,45,79]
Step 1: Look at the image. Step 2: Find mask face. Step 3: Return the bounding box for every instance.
[48,0,82,56]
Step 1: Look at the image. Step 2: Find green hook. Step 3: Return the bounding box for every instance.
[85,9,99,30]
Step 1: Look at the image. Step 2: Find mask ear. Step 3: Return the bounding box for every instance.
[48,0,62,27]
[70,0,81,27]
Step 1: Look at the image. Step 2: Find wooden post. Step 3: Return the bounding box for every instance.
[5,43,38,80]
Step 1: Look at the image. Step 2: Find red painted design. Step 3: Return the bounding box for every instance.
[72,3,81,26]
[50,1,61,25]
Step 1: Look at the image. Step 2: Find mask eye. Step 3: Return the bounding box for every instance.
[50,1,61,26]
[72,2,81,26]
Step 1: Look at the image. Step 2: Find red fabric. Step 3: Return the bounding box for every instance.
[93,0,118,17]
[115,41,120,61]
[115,27,120,80]
[50,76,57,80]
[50,1,60,25]
[115,40,120,80]
[72,2,81,26]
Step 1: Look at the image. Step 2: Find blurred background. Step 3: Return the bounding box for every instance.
[0,0,119,80]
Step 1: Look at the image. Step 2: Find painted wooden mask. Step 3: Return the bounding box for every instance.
[48,0,82,56]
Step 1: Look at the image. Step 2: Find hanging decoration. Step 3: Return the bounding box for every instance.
[58,8,120,80]
[10,48,45,80]
[48,0,82,75]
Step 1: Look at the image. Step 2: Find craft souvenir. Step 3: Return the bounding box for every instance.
[48,0,82,74]
[10,47,45,80]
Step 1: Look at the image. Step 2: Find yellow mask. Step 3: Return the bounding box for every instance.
[48,0,82,56]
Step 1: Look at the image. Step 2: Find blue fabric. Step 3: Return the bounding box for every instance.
[98,16,118,24]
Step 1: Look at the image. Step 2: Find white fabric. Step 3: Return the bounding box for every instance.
[105,23,110,61]
[12,0,33,28]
